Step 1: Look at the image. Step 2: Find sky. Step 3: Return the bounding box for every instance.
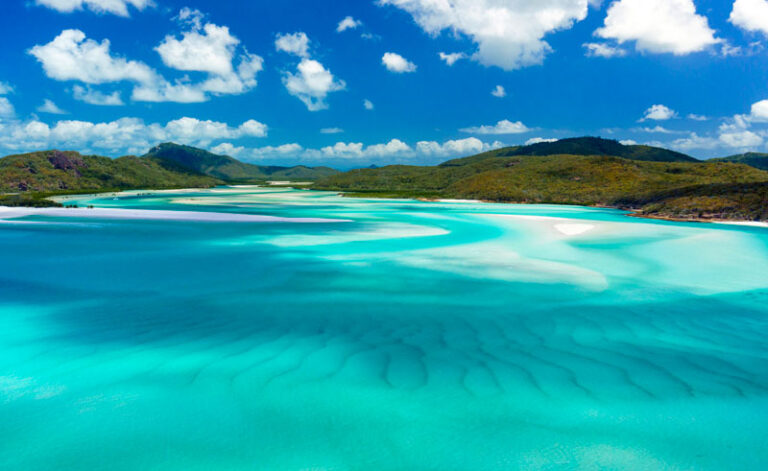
[1,0,768,167]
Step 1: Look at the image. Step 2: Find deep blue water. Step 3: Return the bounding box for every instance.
[1,187,767,470]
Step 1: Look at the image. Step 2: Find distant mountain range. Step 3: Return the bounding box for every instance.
[0,143,339,195]
[314,137,768,222]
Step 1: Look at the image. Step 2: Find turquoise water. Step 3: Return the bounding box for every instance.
[1,186,767,470]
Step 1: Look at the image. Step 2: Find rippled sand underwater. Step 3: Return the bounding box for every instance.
[1,187,767,470]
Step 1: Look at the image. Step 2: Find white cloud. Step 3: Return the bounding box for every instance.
[584,42,627,57]
[337,16,362,33]
[35,0,152,16]
[438,52,467,66]
[382,52,417,73]
[750,99,768,121]
[619,139,638,145]
[669,133,719,151]
[282,59,346,111]
[0,82,13,95]
[637,125,680,134]
[687,113,709,121]
[525,137,558,145]
[73,85,124,105]
[157,23,239,76]
[595,0,719,55]
[730,0,768,36]
[641,104,677,121]
[491,85,506,98]
[719,130,763,148]
[379,0,590,70]
[276,33,345,111]
[460,119,531,135]
[28,29,157,85]
[417,137,503,156]
[321,127,344,134]
[0,116,268,155]
[37,99,67,114]
[363,99,374,110]
[0,98,14,118]
[29,15,263,104]
[275,32,310,58]
[210,142,246,157]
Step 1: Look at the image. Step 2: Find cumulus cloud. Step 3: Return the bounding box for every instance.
[491,85,506,98]
[29,29,157,85]
[276,32,345,111]
[337,16,362,33]
[0,116,267,155]
[687,114,709,121]
[641,104,677,121]
[363,99,374,110]
[275,32,310,58]
[29,13,263,104]
[584,42,627,57]
[669,133,720,151]
[719,129,763,148]
[35,0,152,16]
[0,82,13,95]
[282,59,346,111]
[73,85,124,105]
[749,99,768,121]
[438,52,467,66]
[218,137,503,164]
[460,119,531,135]
[417,138,503,156]
[730,0,768,36]
[595,0,719,55]
[382,52,417,73]
[379,0,590,70]
[37,99,67,114]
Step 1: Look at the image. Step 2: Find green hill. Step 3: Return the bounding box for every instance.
[441,137,698,167]
[145,143,338,181]
[711,152,768,171]
[315,143,768,221]
[0,150,220,194]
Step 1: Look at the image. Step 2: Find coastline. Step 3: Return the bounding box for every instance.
[344,193,768,227]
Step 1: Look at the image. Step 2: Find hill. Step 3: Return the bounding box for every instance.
[710,152,768,171]
[145,143,338,181]
[440,137,698,167]
[0,150,220,194]
[315,144,768,221]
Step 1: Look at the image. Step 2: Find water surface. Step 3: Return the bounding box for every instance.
[1,187,767,470]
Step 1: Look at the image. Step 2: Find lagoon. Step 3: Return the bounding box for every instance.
[1,186,767,470]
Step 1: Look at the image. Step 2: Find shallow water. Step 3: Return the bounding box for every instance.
[1,187,767,470]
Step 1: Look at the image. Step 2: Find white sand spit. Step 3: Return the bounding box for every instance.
[0,207,349,224]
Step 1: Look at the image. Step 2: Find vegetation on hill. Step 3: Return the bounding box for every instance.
[710,152,768,171]
[0,150,220,194]
[440,137,698,167]
[145,143,338,181]
[315,147,768,221]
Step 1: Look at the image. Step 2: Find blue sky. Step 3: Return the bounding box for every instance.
[1,0,768,167]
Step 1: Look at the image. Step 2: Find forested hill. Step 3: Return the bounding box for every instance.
[315,138,768,222]
[0,143,339,195]
[440,137,698,167]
